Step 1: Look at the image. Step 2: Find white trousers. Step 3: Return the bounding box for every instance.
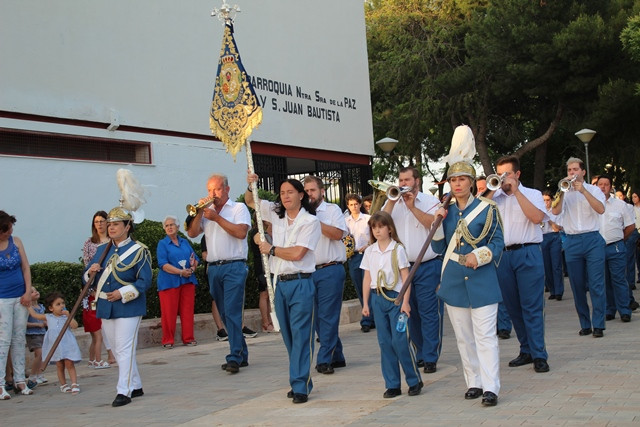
[102,316,142,396]
[446,303,500,395]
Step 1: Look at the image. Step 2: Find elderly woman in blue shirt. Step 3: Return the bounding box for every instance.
[157,215,199,349]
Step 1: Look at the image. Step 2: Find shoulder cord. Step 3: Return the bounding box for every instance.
[376,243,402,302]
[455,205,502,249]
[107,248,150,287]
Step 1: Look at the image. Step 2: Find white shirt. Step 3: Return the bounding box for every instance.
[384,191,440,263]
[202,199,251,262]
[559,183,605,235]
[599,196,635,244]
[313,201,348,265]
[360,239,409,293]
[493,184,547,246]
[541,209,559,234]
[259,200,321,275]
[633,205,640,230]
[345,212,371,252]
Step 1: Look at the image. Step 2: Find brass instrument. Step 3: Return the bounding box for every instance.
[558,175,577,192]
[485,172,508,191]
[386,185,411,201]
[368,180,392,214]
[186,196,215,217]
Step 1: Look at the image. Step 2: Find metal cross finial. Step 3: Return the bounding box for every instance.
[211,1,241,24]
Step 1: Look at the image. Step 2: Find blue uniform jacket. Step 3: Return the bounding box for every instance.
[432,197,504,308]
[84,238,152,319]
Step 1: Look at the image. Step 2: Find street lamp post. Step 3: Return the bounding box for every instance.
[375,137,398,155]
[575,129,596,183]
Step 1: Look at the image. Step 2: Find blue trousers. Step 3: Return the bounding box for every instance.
[604,241,631,317]
[347,253,374,327]
[496,245,548,359]
[313,263,346,365]
[208,261,249,364]
[276,276,315,395]
[497,301,512,332]
[625,230,639,290]
[563,231,606,330]
[541,233,564,297]
[408,258,443,364]
[371,291,421,389]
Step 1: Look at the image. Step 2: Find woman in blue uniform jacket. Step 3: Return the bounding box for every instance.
[84,206,152,407]
[432,161,504,407]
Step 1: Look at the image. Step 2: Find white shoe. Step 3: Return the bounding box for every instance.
[94,360,111,369]
[36,375,48,384]
[0,386,10,400]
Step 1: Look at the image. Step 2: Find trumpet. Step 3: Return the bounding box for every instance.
[386,185,411,201]
[186,196,215,217]
[558,175,577,192]
[486,172,508,191]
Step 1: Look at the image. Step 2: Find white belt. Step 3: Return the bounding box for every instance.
[98,292,109,299]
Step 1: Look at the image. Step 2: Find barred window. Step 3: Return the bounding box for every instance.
[0,128,151,164]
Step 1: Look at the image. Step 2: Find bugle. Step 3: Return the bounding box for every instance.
[386,185,411,201]
[558,175,576,192]
[186,196,215,217]
[485,172,508,192]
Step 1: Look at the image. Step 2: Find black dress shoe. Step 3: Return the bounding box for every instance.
[361,325,371,333]
[221,361,248,371]
[508,353,533,367]
[621,314,631,323]
[331,360,346,369]
[630,301,640,311]
[548,294,556,300]
[292,393,308,404]
[316,363,334,374]
[383,388,401,398]
[416,360,425,368]
[464,387,483,399]
[497,329,511,340]
[533,358,549,373]
[555,295,562,301]
[592,328,604,337]
[224,360,240,374]
[423,362,437,374]
[408,381,423,396]
[481,391,498,406]
[112,394,132,407]
[578,328,593,336]
[605,314,615,321]
[287,389,294,398]
[131,388,144,398]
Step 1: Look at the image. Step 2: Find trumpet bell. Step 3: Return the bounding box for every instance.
[558,176,577,192]
[485,172,508,192]
[368,180,392,214]
[186,196,215,217]
[386,185,410,201]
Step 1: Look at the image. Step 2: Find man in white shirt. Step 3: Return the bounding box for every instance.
[188,174,251,373]
[344,193,373,332]
[383,166,442,374]
[303,176,348,375]
[491,156,549,373]
[552,158,606,337]
[597,175,635,322]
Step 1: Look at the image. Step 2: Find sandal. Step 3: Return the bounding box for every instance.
[183,341,197,346]
[71,383,80,394]
[94,360,111,369]
[162,343,174,349]
[4,381,13,392]
[60,384,71,393]
[0,386,10,400]
[15,382,33,395]
[88,360,97,368]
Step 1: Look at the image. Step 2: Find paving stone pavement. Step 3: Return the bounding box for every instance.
[3,284,640,426]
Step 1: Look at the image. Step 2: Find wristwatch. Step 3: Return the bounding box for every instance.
[269,246,276,256]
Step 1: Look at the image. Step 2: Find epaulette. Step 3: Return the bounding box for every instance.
[477,196,497,206]
[135,240,149,250]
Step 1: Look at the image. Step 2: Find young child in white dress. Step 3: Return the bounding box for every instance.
[28,291,82,394]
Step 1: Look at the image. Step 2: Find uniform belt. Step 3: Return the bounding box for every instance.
[315,261,342,269]
[504,242,538,251]
[606,239,623,247]
[278,273,312,282]
[208,259,246,266]
[372,288,399,295]
[449,253,469,266]
[98,291,108,299]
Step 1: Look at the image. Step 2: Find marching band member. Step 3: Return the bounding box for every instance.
[491,156,549,373]
[383,166,442,374]
[245,174,321,404]
[552,158,606,337]
[596,175,634,322]
[433,159,504,406]
[541,190,564,301]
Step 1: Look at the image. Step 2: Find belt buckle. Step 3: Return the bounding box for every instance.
[457,254,467,266]
[90,300,97,310]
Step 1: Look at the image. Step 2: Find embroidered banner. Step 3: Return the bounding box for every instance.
[210,23,262,160]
